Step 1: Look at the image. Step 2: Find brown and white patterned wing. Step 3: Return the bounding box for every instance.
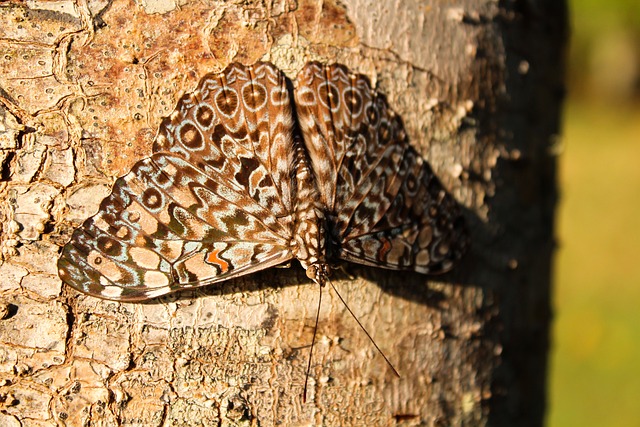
[58,62,297,301]
[295,62,467,274]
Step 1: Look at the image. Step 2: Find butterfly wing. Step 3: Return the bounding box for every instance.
[58,62,298,301]
[295,62,467,274]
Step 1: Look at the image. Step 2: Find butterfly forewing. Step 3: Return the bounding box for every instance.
[59,62,298,301]
[295,62,467,274]
[153,62,296,222]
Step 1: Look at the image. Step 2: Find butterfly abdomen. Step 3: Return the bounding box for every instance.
[290,134,327,272]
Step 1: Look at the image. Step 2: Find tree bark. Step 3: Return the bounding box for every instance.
[0,0,565,426]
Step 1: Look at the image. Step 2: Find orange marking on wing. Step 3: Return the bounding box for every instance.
[206,248,230,273]
[378,239,392,261]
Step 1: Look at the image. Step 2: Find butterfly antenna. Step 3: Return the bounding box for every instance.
[303,282,323,403]
[328,279,400,378]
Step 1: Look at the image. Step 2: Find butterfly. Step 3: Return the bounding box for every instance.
[57,61,468,302]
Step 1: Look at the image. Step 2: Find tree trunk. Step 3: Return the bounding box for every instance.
[0,0,565,426]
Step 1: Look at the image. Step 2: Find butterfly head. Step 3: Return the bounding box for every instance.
[305,263,331,287]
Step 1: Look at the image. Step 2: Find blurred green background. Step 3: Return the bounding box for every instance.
[549,1,640,426]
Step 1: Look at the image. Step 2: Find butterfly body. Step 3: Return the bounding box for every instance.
[288,131,329,284]
[58,62,467,301]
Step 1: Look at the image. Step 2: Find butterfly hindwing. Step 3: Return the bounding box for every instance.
[295,62,467,274]
[58,63,298,301]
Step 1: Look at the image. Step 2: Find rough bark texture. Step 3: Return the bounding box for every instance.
[0,0,565,426]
